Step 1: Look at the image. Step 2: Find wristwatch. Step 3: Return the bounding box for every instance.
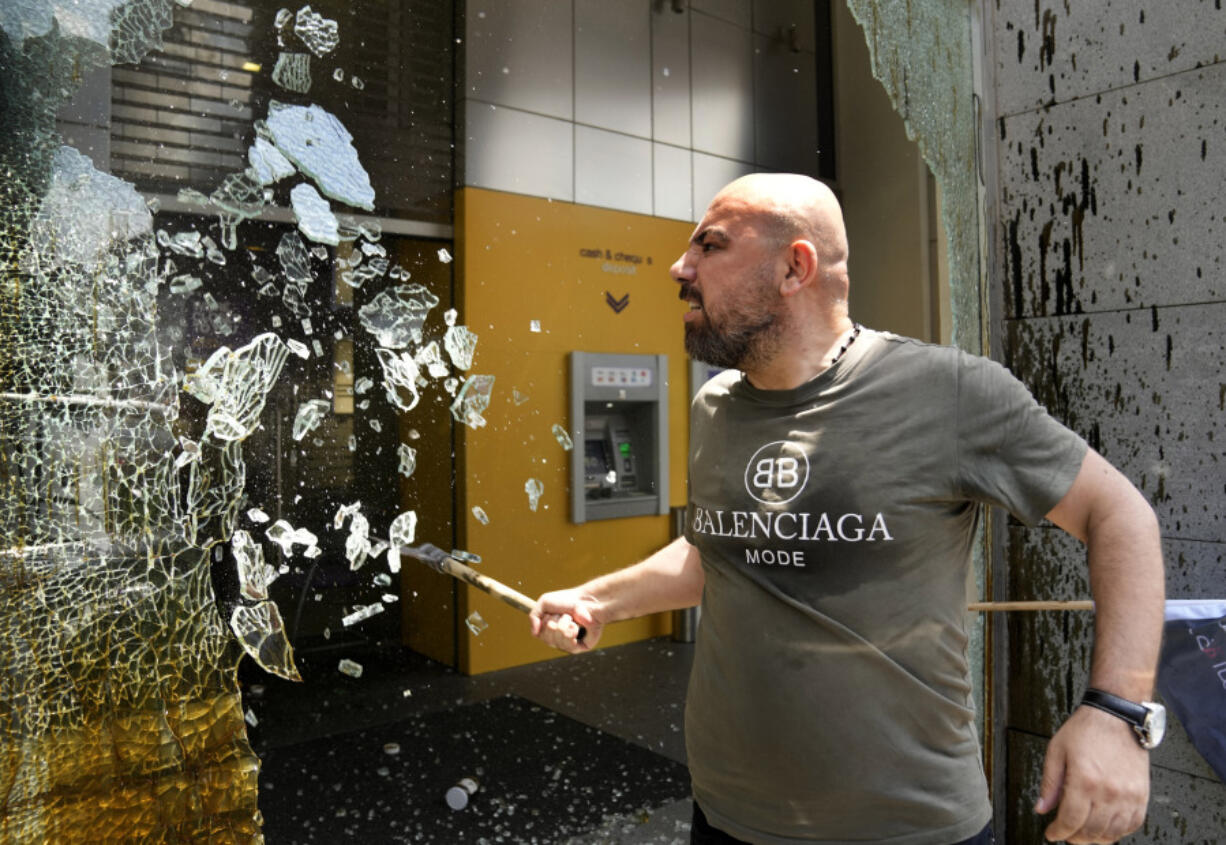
[1079,687,1167,749]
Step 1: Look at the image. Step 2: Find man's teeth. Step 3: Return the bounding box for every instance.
[689,302,702,310]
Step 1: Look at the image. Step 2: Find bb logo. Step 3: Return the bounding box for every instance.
[744,440,809,505]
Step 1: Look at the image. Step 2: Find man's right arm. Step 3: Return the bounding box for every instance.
[530,536,704,653]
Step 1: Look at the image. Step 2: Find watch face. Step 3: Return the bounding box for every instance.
[1142,702,1167,749]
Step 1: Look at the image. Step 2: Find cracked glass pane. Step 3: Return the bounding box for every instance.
[843,0,978,349]
[232,529,271,601]
[4,0,455,838]
[231,602,303,683]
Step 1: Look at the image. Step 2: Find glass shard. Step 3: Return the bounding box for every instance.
[248,137,295,185]
[415,341,450,379]
[293,5,340,57]
[465,612,489,636]
[292,398,329,441]
[290,182,338,245]
[341,603,384,627]
[230,602,303,682]
[443,325,478,370]
[450,374,495,429]
[388,510,418,550]
[337,658,363,678]
[397,444,417,478]
[272,51,311,93]
[529,320,541,333]
[551,424,574,451]
[247,507,271,524]
[451,549,481,565]
[512,389,529,406]
[286,338,310,359]
[437,247,453,264]
[266,101,375,210]
[168,273,202,295]
[265,519,319,557]
[444,307,458,327]
[524,478,544,512]
[174,436,201,470]
[358,284,440,348]
[472,506,490,525]
[276,231,313,317]
[204,334,290,442]
[232,529,270,601]
[375,348,421,412]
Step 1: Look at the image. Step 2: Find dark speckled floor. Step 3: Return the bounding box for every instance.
[241,637,696,844]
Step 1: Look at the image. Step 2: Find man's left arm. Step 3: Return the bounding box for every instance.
[1036,447,1165,844]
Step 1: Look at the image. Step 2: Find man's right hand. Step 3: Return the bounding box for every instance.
[530,588,604,653]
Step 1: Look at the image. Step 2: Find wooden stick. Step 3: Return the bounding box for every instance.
[967,600,1094,612]
[437,555,536,615]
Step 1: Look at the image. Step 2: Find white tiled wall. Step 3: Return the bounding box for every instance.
[460,0,821,221]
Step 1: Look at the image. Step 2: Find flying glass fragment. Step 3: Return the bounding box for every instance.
[397,444,417,478]
[358,284,439,348]
[292,398,330,441]
[524,478,544,512]
[443,325,478,370]
[450,374,495,429]
[294,5,340,57]
[290,182,339,245]
[266,101,374,209]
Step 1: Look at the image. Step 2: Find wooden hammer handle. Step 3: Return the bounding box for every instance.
[438,556,587,641]
[967,600,1094,612]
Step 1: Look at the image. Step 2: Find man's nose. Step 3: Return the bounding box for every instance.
[670,252,692,283]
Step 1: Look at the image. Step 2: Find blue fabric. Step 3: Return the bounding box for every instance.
[1157,608,1226,782]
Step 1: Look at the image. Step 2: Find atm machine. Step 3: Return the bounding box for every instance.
[568,351,668,523]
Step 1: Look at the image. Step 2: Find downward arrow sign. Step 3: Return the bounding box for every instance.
[605,291,630,313]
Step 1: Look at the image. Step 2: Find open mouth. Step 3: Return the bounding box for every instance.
[679,285,702,311]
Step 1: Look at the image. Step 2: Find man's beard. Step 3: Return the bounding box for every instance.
[684,312,777,370]
[683,283,781,370]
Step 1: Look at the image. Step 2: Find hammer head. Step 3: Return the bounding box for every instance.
[398,541,450,573]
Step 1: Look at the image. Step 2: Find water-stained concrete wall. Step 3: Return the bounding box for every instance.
[985,0,1226,839]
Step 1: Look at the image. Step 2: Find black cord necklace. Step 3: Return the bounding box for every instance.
[830,323,862,367]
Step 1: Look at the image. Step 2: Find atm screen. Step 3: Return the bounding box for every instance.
[584,439,611,480]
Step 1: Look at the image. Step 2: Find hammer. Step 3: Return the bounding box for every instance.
[396,542,586,643]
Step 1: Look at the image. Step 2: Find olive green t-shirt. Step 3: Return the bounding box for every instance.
[683,330,1087,845]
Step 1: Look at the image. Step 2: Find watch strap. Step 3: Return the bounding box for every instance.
[1080,687,1148,729]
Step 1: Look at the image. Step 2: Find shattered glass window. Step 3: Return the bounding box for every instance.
[1,0,455,839]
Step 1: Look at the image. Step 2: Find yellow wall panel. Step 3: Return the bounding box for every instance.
[454,188,695,674]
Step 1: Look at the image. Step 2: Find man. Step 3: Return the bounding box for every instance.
[531,174,1164,845]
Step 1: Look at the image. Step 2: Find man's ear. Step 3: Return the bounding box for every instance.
[780,240,819,296]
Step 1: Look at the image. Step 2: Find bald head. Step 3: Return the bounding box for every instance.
[713,173,849,289]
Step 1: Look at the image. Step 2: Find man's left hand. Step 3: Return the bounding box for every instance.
[1035,705,1151,843]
